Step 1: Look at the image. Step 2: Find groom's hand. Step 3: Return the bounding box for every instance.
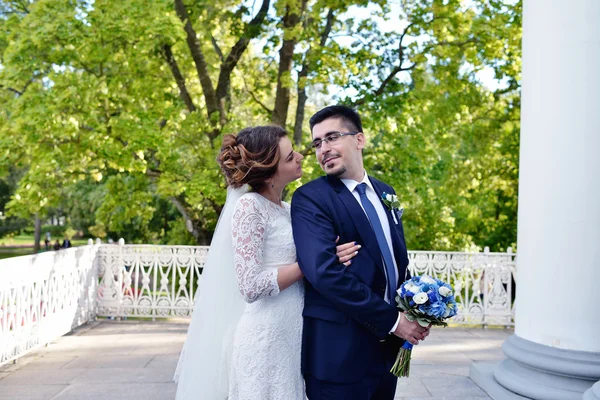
[392,312,431,345]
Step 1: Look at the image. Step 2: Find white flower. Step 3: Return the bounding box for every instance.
[386,194,393,202]
[421,276,436,285]
[439,286,452,297]
[414,292,428,304]
[409,285,421,294]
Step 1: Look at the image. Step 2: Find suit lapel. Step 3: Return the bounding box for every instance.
[328,176,385,273]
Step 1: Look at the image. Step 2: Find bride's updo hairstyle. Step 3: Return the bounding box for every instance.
[217,125,288,192]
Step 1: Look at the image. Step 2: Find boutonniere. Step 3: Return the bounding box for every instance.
[381,192,401,211]
[382,192,404,224]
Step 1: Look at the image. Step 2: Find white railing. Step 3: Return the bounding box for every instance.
[409,248,516,326]
[96,243,208,318]
[0,242,515,366]
[0,243,98,366]
[95,243,516,326]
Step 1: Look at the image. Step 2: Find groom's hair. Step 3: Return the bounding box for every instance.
[309,105,363,134]
[217,125,287,192]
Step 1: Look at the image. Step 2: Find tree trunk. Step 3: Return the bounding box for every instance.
[293,67,309,145]
[33,214,41,253]
[174,0,219,118]
[272,1,306,127]
[293,8,334,144]
[216,0,271,124]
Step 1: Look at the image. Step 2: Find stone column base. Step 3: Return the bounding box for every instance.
[486,335,600,400]
[584,381,600,400]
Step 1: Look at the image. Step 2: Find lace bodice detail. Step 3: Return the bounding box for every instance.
[231,193,296,303]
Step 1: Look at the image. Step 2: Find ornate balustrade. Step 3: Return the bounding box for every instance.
[96,244,208,318]
[0,244,98,365]
[409,248,516,326]
[0,242,515,367]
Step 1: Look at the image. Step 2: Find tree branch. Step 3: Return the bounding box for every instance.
[293,8,335,144]
[161,44,197,112]
[16,0,30,13]
[272,0,307,127]
[493,79,519,97]
[0,74,37,97]
[210,34,224,61]
[215,0,270,121]
[169,196,201,241]
[245,81,273,115]
[0,84,22,96]
[351,22,422,107]
[174,0,219,117]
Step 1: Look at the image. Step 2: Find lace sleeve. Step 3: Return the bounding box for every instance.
[232,196,280,303]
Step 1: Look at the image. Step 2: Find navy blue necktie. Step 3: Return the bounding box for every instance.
[355,183,397,303]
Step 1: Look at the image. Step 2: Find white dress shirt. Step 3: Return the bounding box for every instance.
[340,171,401,333]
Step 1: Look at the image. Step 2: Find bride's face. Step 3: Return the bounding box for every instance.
[273,137,303,186]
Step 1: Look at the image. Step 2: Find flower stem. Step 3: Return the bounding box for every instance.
[390,347,413,377]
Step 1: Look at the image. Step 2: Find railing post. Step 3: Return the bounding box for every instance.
[116,239,125,321]
[482,247,490,328]
[506,246,514,328]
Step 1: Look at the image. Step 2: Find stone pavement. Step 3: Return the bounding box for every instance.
[0,320,511,400]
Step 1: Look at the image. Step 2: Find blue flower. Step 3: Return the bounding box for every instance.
[427,289,439,303]
[397,275,458,320]
[421,302,447,319]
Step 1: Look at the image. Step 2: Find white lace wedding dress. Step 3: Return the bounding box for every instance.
[228,192,305,400]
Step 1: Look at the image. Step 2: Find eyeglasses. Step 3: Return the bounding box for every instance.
[311,131,360,150]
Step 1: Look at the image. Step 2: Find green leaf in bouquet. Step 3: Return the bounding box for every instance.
[405,313,416,322]
[397,297,411,312]
[417,318,430,328]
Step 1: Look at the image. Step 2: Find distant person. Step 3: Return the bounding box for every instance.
[44,232,51,250]
[62,238,72,249]
[53,240,61,251]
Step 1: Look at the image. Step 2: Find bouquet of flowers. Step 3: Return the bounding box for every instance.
[391,275,458,377]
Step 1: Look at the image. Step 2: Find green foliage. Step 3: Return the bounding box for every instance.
[0,0,521,250]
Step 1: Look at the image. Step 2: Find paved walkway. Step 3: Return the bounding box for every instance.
[0,321,511,399]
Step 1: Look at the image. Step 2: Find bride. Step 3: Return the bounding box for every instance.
[174,125,360,399]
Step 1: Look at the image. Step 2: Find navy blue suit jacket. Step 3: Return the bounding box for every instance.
[291,174,410,384]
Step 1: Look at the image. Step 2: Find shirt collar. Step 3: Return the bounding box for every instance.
[340,171,374,194]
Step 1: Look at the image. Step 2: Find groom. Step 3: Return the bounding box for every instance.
[291,105,430,399]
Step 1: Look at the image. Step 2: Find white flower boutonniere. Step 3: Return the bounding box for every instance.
[382,192,401,211]
[382,192,404,224]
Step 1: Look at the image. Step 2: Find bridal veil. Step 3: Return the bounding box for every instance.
[174,185,249,400]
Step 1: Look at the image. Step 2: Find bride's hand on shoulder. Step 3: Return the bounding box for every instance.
[335,236,361,266]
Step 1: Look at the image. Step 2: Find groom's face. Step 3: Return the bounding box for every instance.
[312,117,364,179]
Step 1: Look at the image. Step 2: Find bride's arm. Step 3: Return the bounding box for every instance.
[232,195,362,300]
[275,263,303,291]
[232,196,280,303]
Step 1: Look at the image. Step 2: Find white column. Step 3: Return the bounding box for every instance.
[515,0,600,352]
[491,0,600,398]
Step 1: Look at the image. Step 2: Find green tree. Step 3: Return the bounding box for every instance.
[0,0,521,250]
